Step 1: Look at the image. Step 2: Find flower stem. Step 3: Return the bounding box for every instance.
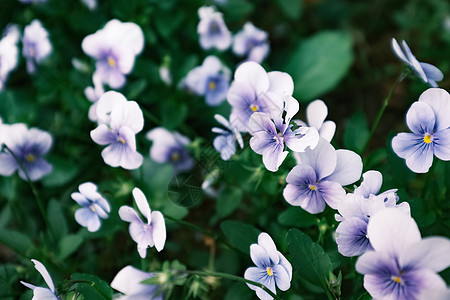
[362,70,408,156]
[184,270,282,300]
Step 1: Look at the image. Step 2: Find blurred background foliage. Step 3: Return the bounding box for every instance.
[0,0,449,299]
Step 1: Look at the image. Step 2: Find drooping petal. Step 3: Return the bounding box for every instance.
[31,259,55,292]
[399,237,450,272]
[406,101,435,134]
[354,170,383,198]
[258,233,279,265]
[418,88,450,131]
[366,208,421,256]
[151,211,166,252]
[298,138,336,180]
[132,187,151,224]
[433,129,450,161]
[324,149,362,186]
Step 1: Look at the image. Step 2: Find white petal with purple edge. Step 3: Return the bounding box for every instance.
[90,124,117,146]
[406,101,435,134]
[248,112,276,135]
[299,138,336,180]
[250,244,271,268]
[258,233,279,265]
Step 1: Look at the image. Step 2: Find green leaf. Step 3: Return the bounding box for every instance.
[344,110,370,154]
[278,207,317,228]
[276,0,302,20]
[386,135,415,186]
[41,156,80,187]
[70,273,113,299]
[221,0,254,21]
[224,282,253,300]
[47,199,68,240]
[160,100,188,130]
[287,228,333,290]
[0,228,33,256]
[220,220,260,254]
[216,187,243,219]
[58,234,83,260]
[286,31,353,100]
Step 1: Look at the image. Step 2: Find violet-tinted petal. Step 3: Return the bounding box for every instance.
[0,153,18,176]
[278,252,293,281]
[78,182,99,200]
[92,203,108,219]
[90,124,117,145]
[336,193,369,221]
[285,126,319,153]
[317,180,346,209]
[234,61,269,94]
[22,158,52,181]
[244,267,267,291]
[33,287,59,300]
[391,38,409,64]
[400,237,450,272]
[110,265,152,294]
[267,71,293,96]
[129,222,153,249]
[249,131,276,155]
[402,40,427,82]
[137,244,148,259]
[75,207,100,232]
[118,206,143,224]
[28,128,52,155]
[298,138,336,180]
[132,187,151,224]
[71,192,89,206]
[151,211,166,252]
[256,275,276,300]
[262,144,288,172]
[403,140,433,173]
[406,101,435,134]
[213,134,236,160]
[391,132,420,159]
[306,100,328,130]
[248,112,276,135]
[367,208,421,256]
[418,88,450,131]
[336,217,372,257]
[433,129,450,161]
[110,100,144,134]
[31,259,55,292]
[355,251,393,275]
[20,281,36,290]
[420,63,444,82]
[258,233,279,265]
[250,244,271,268]
[324,149,362,186]
[273,264,290,291]
[354,170,382,197]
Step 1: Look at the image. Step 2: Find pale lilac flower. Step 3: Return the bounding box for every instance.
[0,25,20,90]
[0,123,52,181]
[22,20,52,74]
[82,19,144,88]
[119,188,166,258]
[90,91,144,170]
[419,287,450,300]
[71,182,110,232]
[356,208,450,300]
[197,6,232,51]
[244,232,292,300]
[248,97,319,172]
[233,22,269,63]
[392,38,443,87]
[212,114,244,160]
[184,55,230,106]
[335,170,410,257]
[111,265,163,300]
[227,61,293,132]
[20,259,59,300]
[146,127,194,173]
[84,72,105,122]
[283,138,363,214]
[392,88,450,173]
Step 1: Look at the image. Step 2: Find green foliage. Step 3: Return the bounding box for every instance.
[220,220,260,254]
[344,110,370,154]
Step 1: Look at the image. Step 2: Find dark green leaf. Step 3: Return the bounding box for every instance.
[344,110,370,154]
[278,207,317,228]
[276,0,302,19]
[216,187,243,219]
[41,156,80,188]
[47,198,68,240]
[220,220,260,254]
[70,273,113,299]
[224,282,253,300]
[58,234,83,260]
[0,228,33,256]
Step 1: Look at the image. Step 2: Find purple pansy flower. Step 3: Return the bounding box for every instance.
[248,96,320,172]
[197,6,231,51]
[0,25,19,91]
[82,19,144,88]
[84,72,105,122]
[184,55,230,106]
[111,265,163,300]
[227,61,293,132]
[212,114,244,161]
[244,232,292,300]
[119,187,166,258]
[335,170,410,257]
[392,38,443,87]
[392,88,450,173]
[71,182,110,232]
[0,123,52,181]
[146,127,194,173]
[22,20,52,74]
[90,91,144,170]
[233,22,269,63]
[20,259,59,300]
[356,208,450,300]
[283,138,363,214]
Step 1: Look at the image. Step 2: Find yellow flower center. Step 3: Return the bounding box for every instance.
[308,184,316,191]
[391,275,403,284]
[423,134,433,144]
[208,81,216,90]
[25,154,35,162]
[108,56,116,67]
[118,137,126,144]
[266,267,273,276]
[90,204,96,212]
[250,104,259,112]
[171,152,180,162]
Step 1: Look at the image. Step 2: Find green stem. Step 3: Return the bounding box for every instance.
[362,71,408,156]
[184,270,282,300]
[3,145,49,230]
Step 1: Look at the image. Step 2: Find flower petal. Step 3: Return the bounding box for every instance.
[71,192,89,207]
[336,217,371,257]
[324,149,362,186]
[234,61,269,94]
[258,233,279,265]
[261,145,288,172]
[400,237,450,272]
[0,153,18,176]
[151,211,166,252]
[31,259,55,292]
[306,100,328,130]
[318,120,336,142]
[118,206,143,224]
[433,129,450,161]
[298,138,336,180]
[90,124,117,146]
[250,244,271,268]
[267,71,294,96]
[132,187,151,223]
[317,180,346,209]
[110,265,153,294]
[418,88,450,131]
[354,170,383,198]
[406,101,435,134]
[273,264,290,291]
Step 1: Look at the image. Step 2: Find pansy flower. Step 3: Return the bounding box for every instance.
[0,24,19,90]
[71,182,111,232]
[356,208,450,300]
[119,187,166,258]
[82,19,144,88]
[392,38,443,87]
[233,22,269,63]
[20,259,59,300]
[111,265,163,300]
[197,6,231,51]
[283,138,362,214]
[22,20,52,74]
[392,88,450,173]
[244,232,292,300]
[212,114,244,160]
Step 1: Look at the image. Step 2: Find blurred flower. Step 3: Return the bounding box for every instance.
[111,265,163,300]
[0,123,52,181]
[119,187,166,258]
[184,55,230,106]
[283,138,362,214]
[82,19,144,88]
[233,22,269,63]
[392,88,450,173]
[335,170,409,257]
[146,127,194,173]
[356,208,450,299]
[228,61,293,132]
[22,20,52,74]
[295,99,336,142]
[249,97,319,172]
[20,259,59,300]
[392,38,443,87]
[244,232,292,300]
[197,6,231,51]
[90,91,144,170]
[0,25,20,90]
[84,72,105,122]
[212,114,243,160]
[71,182,110,232]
